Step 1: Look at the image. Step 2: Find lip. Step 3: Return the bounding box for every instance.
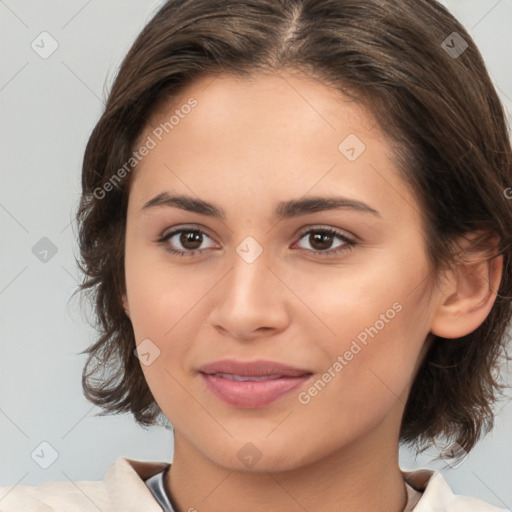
[198,359,313,408]
[198,359,312,377]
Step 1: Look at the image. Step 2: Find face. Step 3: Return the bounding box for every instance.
[122,70,440,472]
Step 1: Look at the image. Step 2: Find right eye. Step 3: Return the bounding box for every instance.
[157,227,218,257]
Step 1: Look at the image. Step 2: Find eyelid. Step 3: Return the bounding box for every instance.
[156,225,220,254]
[156,223,357,258]
[159,223,356,243]
[295,224,356,242]
[291,225,357,257]
[159,223,217,240]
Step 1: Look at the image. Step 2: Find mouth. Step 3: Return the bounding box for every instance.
[205,373,286,382]
[198,359,313,408]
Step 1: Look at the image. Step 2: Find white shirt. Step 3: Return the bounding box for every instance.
[0,457,507,511]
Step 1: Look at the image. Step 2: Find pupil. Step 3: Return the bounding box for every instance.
[311,232,332,250]
[181,231,202,250]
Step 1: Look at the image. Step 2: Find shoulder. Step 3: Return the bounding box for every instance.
[0,479,107,512]
[0,457,169,512]
[402,468,508,512]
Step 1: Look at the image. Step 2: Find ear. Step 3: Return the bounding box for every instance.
[430,232,503,339]
[122,293,131,319]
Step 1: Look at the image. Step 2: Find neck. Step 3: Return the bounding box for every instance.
[166,420,408,512]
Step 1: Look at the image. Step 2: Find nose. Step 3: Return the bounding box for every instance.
[207,244,290,342]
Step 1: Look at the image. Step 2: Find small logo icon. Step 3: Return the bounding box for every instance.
[31,441,59,469]
[236,236,263,264]
[134,338,161,366]
[440,441,468,468]
[338,134,366,161]
[31,32,59,59]
[32,237,58,263]
[237,442,262,468]
[441,32,468,59]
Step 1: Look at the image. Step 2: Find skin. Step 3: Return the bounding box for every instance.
[122,70,502,512]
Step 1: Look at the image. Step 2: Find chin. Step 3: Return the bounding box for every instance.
[201,438,314,474]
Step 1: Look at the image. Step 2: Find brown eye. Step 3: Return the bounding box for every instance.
[179,230,203,250]
[294,228,356,257]
[158,228,217,256]
[308,231,335,251]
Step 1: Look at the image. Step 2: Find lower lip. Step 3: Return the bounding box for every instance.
[200,373,311,408]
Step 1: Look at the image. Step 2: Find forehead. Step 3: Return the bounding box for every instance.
[147,70,379,149]
[128,70,419,224]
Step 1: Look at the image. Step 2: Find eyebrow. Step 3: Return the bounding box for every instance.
[141,192,381,219]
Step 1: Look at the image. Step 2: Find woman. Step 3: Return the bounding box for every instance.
[1,0,511,510]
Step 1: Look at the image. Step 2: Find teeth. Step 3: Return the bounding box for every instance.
[213,373,282,382]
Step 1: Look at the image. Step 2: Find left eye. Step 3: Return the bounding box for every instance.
[157,227,356,257]
[293,228,356,256]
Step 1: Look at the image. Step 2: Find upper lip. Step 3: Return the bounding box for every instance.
[198,359,313,378]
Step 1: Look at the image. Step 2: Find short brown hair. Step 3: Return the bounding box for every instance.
[75,0,512,455]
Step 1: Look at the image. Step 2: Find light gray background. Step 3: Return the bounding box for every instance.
[1,0,511,508]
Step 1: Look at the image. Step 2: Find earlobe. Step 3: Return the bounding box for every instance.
[430,251,503,339]
[122,294,130,318]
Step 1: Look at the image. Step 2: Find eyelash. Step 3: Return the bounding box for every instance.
[156,226,357,258]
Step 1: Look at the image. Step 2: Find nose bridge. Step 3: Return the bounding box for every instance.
[226,237,274,309]
[209,236,288,338]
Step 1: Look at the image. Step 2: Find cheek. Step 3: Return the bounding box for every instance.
[297,249,431,402]
[128,269,203,415]
[124,234,205,340]
[294,249,421,344]
[292,300,428,449]
[125,256,216,411]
